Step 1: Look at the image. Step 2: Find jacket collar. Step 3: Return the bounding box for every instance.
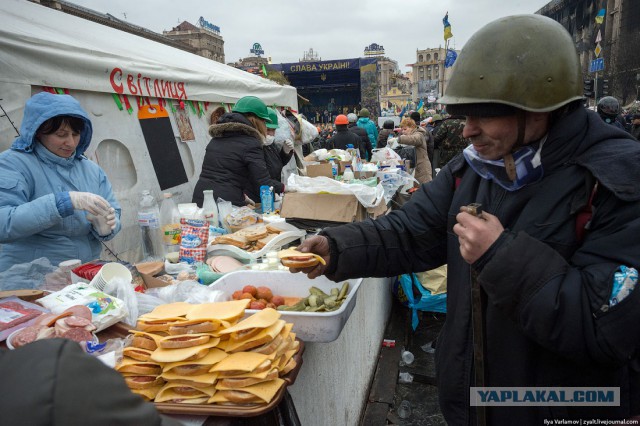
[34,142,79,168]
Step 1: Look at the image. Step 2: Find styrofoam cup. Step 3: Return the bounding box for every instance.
[89,263,132,291]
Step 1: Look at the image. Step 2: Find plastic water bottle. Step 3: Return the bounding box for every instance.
[342,164,354,183]
[138,190,162,261]
[329,160,338,179]
[159,193,181,255]
[400,349,415,366]
[397,400,412,419]
[346,144,362,172]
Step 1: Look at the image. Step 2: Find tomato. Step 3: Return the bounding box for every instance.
[232,290,243,300]
[249,300,266,310]
[271,295,285,307]
[256,286,273,301]
[242,285,257,296]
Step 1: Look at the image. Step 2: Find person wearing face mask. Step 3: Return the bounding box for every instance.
[0,92,121,272]
[192,96,284,207]
[243,107,293,203]
[287,15,640,425]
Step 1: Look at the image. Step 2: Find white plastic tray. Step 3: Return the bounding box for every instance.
[210,270,362,342]
[207,222,305,261]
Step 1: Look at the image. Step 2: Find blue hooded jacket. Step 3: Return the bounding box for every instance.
[356,117,379,150]
[0,92,121,271]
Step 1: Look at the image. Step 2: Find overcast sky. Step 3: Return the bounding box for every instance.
[70,0,551,72]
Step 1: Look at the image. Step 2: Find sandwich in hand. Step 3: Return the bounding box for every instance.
[277,248,326,269]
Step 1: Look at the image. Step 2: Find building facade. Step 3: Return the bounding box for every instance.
[538,0,640,104]
[411,47,456,104]
[163,20,225,64]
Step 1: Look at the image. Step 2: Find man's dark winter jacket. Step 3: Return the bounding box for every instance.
[320,107,640,424]
[0,339,179,426]
[348,123,372,160]
[328,125,363,155]
[192,112,284,206]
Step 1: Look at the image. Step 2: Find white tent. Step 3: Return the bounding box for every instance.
[0,0,298,262]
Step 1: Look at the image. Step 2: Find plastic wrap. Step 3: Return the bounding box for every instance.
[286,174,385,209]
[145,280,225,305]
[0,258,57,291]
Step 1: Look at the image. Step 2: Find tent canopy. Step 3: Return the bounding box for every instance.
[0,0,298,109]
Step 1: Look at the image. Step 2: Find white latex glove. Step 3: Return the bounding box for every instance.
[87,208,116,236]
[283,139,294,154]
[69,191,111,216]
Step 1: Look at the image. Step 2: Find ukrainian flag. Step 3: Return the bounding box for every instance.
[443,13,453,41]
[595,8,605,24]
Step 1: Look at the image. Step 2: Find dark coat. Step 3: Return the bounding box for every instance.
[348,123,372,160]
[328,126,363,154]
[192,112,284,206]
[377,128,394,149]
[245,143,293,202]
[320,107,640,424]
[0,339,179,426]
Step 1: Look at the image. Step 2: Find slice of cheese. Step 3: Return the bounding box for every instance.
[131,385,163,401]
[227,379,285,404]
[164,348,227,371]
[115,358,163,374]
[154,390,210,404]
[186,300,250,322]
[127,330,163,343]
[161,370,218,385]
[209,352,269,374]
[122,347,153,362]
[225,320,286,353]
[151,339,219,363]
[277,248,326,265]
[218,308,280,336]
[216,365,274,379]
[155,383,217,402]
[139,302,193,319]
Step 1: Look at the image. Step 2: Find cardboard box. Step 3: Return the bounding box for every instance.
[135,261,170,289]
[305,162,333,178]
[354,170,377,180]
[280,192,388,223]
[337,161,351,175]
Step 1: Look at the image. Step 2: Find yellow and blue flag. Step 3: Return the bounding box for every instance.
[595,8,605,24]
[443,13,453,41]
[417,99,424,114]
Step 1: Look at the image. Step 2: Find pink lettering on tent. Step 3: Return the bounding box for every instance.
[127,74,138,95]
[110,68,123,94]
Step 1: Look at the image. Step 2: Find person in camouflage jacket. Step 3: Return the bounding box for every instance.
[433,118,468,168]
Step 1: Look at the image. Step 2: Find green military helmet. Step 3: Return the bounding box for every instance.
[266,107,279,129]
[232,96,272,122]
[358,108,370,118]
[438,14,583,113]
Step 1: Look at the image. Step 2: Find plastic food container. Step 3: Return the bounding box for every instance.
[211,270,362,342]
[206,222,306,261]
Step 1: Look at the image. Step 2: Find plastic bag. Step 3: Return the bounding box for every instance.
[226,206,260,229]
[38,284,128,332]
[393,273,447,330]
[164,259,193,275]
[286,174,385,209]
[216,198,233,232]
[86,335,131,368]
[371,147,402,164]
[146,280,225,304]
[0,257,57,291]
[104,277,138,326]
[134,291,167,317]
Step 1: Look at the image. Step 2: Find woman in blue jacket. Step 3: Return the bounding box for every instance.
[0,92,121,272]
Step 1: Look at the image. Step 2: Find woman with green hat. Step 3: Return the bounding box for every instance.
[192,96,284,207]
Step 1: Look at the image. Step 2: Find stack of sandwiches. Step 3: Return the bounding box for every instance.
[116,300,300,406]
[210,224,283,252]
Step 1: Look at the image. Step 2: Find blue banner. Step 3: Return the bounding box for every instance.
[445,49,458,68]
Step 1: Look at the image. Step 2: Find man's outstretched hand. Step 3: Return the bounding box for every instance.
[288,235,331,279]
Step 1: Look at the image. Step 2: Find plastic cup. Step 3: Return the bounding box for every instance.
[89,263,132,291]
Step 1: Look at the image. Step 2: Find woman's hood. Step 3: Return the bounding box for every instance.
[11,92,92,159]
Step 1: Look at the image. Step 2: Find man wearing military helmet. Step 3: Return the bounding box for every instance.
[291,15,640,424]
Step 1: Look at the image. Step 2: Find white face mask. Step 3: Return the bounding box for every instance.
[264,135,275,146]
